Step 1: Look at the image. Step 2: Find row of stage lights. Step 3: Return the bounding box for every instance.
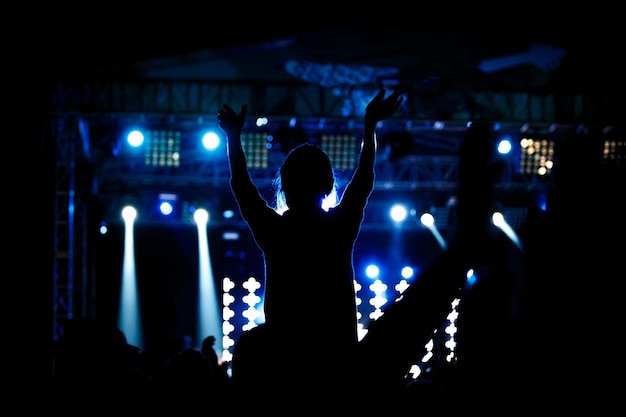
[119,119,624,188]
[123,123,520,154]
[120,119,566,178]
[104,199,522,253]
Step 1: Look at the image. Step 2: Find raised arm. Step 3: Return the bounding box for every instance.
[342,89,404,203]
[218,103,249,186]
[361,89,404,169]
[217,103,270,221]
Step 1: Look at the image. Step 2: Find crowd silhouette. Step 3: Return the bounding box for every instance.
[39,90,623,415]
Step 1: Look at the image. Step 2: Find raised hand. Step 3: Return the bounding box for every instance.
[218,103,248,136]
[365,89,404,125]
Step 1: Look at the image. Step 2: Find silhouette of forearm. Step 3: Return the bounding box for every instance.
[341,121,377,206]
[333,249,467,410]
[226,132,264,214]
[363,250,465,378]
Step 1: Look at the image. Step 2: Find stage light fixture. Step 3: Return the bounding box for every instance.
[519,136,555,176]
[202,130,221,151]
[320,133,358,171]
[158,193,178,217]
[143,129,181,167]
[496,136,513,156]
[401,266,415,280]
[603,139,625,164]
[241,132,269,169]
[127,129,144,147]
[159,201,174,216]
[121,205,137,222]
[390,204,409,223]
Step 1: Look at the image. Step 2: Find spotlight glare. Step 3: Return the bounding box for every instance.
[365,264,380,279]
[401,266,414,279]
[390,204,408,222]
[491,211,505,227]
[202,131,220,151]
[497,137,513,155]
[159,201,174,216]
[420,212,435,227]
[194,208,209,225]
[127,130,144,147]
[121,205,137,221]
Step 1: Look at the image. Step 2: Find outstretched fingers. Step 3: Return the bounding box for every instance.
[386,89,405,106]
[372,88,387,103]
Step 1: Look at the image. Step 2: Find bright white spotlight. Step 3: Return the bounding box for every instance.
[491,211,506,227]
[401,266,414,279]
[419,211,447,250]
[121,206,137,222]
[194,208,209,225]
[492,211,522,250]
[158,193,177,216]
[127,130,144,147]
[465,268,477,288]
[390,204,408,222]
[497,137,513,155]
[420,212,435,227]
[202,131,221,151]
[365,264,380,279]
[159,201,174,216]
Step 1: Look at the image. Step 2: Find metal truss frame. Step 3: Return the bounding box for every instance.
[52,77,607,340]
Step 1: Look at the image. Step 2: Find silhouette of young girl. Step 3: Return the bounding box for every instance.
[218,89,403,412]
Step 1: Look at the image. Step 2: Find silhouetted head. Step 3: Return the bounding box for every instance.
[454,120,503,236]
[201,335,217,357]
[458,120,503,191]
[202,335,216,348]
[275,143,335,212]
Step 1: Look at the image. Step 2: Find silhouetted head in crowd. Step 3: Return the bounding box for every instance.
[274,143,336,213]
[201,335,217,355]
[454,120,504,239]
